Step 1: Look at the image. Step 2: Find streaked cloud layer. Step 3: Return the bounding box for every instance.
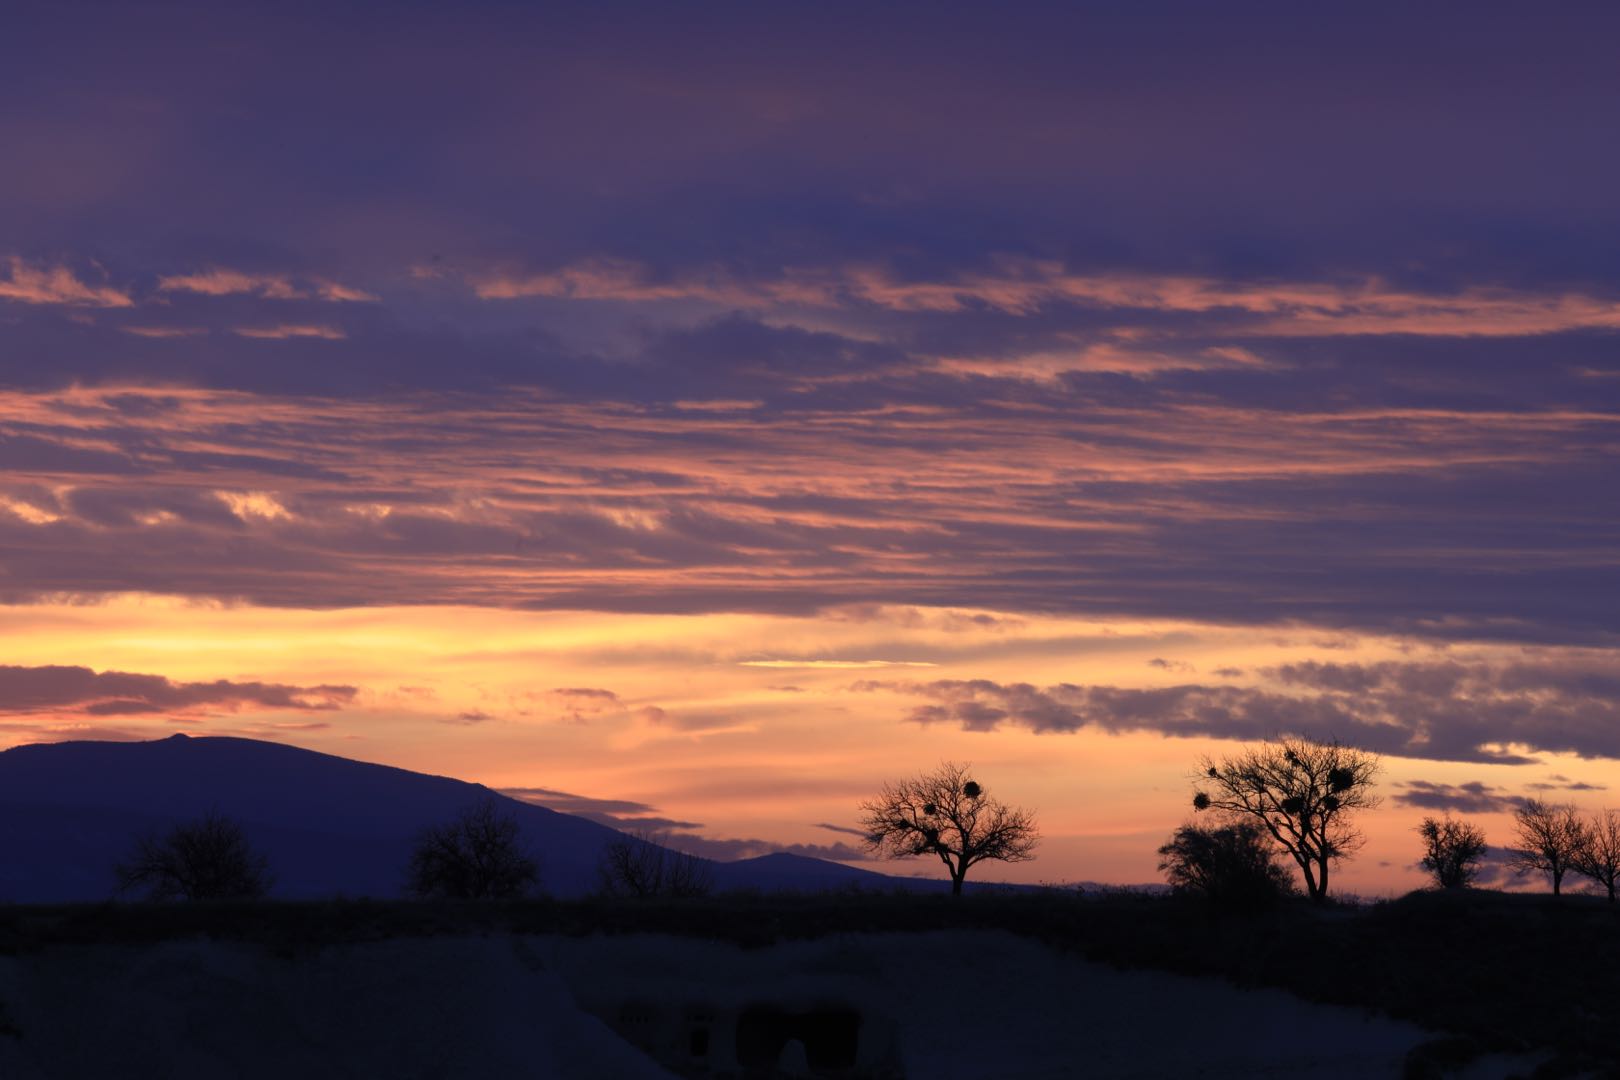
[0,380,1611,645]
[2,2,1618,891]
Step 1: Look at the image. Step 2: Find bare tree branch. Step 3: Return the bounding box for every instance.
[1508,798,1586,897]
[1191,736,1379,903]
[858,762,1038,895]
[1571,808,1620,902]
[115,811,272,901]
[405,797,540,900]
[1416,814,1488,889]
[597,830,714,899]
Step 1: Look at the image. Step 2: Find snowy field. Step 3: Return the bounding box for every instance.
[0,930,1544,1078]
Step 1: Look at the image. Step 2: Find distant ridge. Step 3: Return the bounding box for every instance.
[0,734,625,901]
[709,850,895,893]
[0,735,983,902]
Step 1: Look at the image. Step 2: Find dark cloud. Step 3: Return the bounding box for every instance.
[546,688,624,725]
[857,655,1620,764]
[0,4,1616,654]
[0,380,1613,646]
[1524,774,1607,793]
[530,688,667,726]
[498,785,871,862]
[0,664,355,718]
[501,786,660,819]
[813,822,869,839]
[1464,846,1518,890]
[661,835,872,865]
[499,786,702,833]
[1391,781,1524,814]
[8,3,1620,285]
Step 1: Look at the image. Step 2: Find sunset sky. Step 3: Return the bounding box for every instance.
[4,3,1619,894]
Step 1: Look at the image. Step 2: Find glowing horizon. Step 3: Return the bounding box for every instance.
[2,595,1615,895]
[3,3,1618,898]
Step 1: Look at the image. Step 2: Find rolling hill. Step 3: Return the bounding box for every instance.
[0,734,932,902]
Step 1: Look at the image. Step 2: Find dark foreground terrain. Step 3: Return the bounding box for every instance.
[0,888,1614,1077]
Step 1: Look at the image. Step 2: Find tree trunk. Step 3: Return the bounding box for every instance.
[1552,870,1562,896]
[950,871,965,896]
[1298,858,1321,903]
[1315,857,1330,904]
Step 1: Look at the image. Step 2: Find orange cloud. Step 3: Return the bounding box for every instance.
[0,257,132,308]
[159,268,374,302]
[931,342,1275,380]
[471,257,836,307]
[159,268,303,299]
[314,281,379,302]
[537,687,667,726]
[120,326,209,338]
[846,264,1620,335]
[231,324,346,339]
[469,257,1620,337]
[738,659,939,669]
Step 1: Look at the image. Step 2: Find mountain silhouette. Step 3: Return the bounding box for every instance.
[0,734,903,902]
[709,850,898,893]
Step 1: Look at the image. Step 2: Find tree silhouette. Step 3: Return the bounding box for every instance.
[859,761,1038,895]
[1508,799,1585,897]
[115,811,272,901]
[1416,814,1488,889]
[1571,808,1620,902]
[406,797,540,899]
[1191,736,1379,903]
[1157,820,1294,908]
[597,830,714,898]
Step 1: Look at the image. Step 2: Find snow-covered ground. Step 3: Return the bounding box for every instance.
[544,930,1442,1079]
[0,930,1546,1078]
[0,936,669,1079]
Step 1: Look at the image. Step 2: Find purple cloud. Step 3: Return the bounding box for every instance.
[857,655,1620,764]
[0,664,355,718]
[1391,781,1524,814]
[0,3,1617,659]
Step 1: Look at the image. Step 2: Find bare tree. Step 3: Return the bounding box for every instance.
[1191,736,1379,904]
[116,811,272,901]
[406,797,540,900]
[1571,808,1620,903]
[1157,820,1294,908]
[1508,799,1586,897]
[1416,814,1488,890]
[859,761,1038,895]
[597,831,714,899]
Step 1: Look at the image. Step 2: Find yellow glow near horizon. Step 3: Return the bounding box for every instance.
[4,594,1619,897]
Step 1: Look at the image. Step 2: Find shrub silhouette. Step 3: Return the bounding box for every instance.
[115,810,272,901]
[1157,820,1294,908]
[406,797,539,899]
[1191,736,1379,903]
[597,830,714,898]
[1416,814,1488,889]
[859,761,1038,895]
